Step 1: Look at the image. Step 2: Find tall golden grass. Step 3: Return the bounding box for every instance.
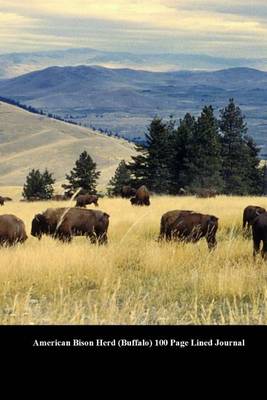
[1,190,267,325]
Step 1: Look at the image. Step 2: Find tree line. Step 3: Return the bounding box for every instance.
[22,99,265,199]
[119,98,264,196]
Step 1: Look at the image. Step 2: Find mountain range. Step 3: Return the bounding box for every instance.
[0,65,267,155]
[0,47,267,80]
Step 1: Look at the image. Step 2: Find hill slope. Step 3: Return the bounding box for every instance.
[0,101,136,187]
[0,65,267,154]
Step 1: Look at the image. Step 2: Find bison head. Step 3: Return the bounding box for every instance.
[31,213,48,239]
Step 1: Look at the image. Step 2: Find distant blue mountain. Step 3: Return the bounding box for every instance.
[0,65,267,155]
[0,47,267,79]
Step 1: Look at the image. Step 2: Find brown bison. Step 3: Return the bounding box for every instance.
[196,189,217,198]
[159,210,218,250]
[0,196,4,206]
[121,186,136,198]
[31,207,109,244]
[75,194,99,207]
[243,205,265,233]
[130,185,150,206]
[252,212,267,258]
[0,214,28,246]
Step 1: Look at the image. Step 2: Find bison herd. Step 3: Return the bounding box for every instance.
[1,186,267,260]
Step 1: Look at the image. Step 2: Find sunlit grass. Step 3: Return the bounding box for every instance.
[0,190,267,324]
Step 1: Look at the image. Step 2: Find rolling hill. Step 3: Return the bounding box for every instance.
[0,65,267,155]
[0,47,267,79]
[0,101,136,188]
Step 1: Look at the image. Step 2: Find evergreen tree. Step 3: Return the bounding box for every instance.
[127,141,149,188]
[191,105,223,190]
[107,160,132,196]
[219,98,261,194]
[243,136,264,194]
[172,113,196,192]
[62,151,100,195]
[22,169,55,199]
[128,117,174,193]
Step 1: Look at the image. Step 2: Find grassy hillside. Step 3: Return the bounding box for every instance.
[0,101,136,188]
[1,65,267,154]
[0,193,267,324]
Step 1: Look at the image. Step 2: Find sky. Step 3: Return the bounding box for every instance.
[0,0,267,58]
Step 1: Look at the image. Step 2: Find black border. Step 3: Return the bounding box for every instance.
[1,325,266,354]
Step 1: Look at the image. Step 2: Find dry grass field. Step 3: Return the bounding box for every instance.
[1,187,267,325]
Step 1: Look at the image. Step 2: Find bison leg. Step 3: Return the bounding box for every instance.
[55,230,72,243]
[97,233,108,245]
[207,237,217,251]
[261,240,267,260]
[59,234,72,243]
[253,237,261,258]
[87,232,97,244]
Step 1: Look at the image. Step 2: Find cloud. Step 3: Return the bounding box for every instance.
[0,1,266,57]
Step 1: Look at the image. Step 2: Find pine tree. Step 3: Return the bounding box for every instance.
[191,105,223,191]
[172,113,196,192]
[22,169,55,199]
[107,160,132,196]
[243,136,264,195]
[128,117,174,193]
[62,151,100,195]
[219,98,260,194]
[127,142,149,188]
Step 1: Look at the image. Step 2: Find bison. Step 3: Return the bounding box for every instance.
[121,186,136,198]
[31,207,109,244]
[159,209,218,250]
[0,214,27,246]
[252,212,267,259]
[243,205,265,234]
[0,196,4,206]
[130,185,150,206]
[75,194,99,207]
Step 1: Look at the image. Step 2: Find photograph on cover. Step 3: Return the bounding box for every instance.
[0,0,267,328]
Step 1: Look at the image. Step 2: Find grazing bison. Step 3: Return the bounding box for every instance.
[75,194,99,207]
[130,185,150,206]
[0,215,27,246]
[196,189,217,198]
[31,207,109,244]
[159,210,194,240]
[243,205,265,233]
[159,210,218,250]
[252,212,267,259]
[0,196,4,206]
[121,186,136,198]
